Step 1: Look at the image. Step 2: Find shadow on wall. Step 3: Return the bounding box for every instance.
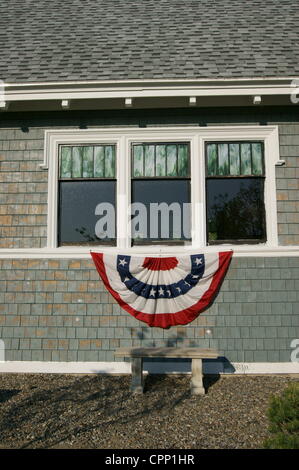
[126,326,236,375]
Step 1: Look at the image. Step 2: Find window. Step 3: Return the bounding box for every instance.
[205,142,266,244]
[131,142,191,244]
[58,144,116,246]
[45,126,279,252]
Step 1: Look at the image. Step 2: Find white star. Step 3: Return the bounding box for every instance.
[149,288,156,297]
[124,277,130,282]
[176,287,181,293]
[119,258,127,266]
[184,281,191,287]
[167,290,171,296]
[195,257,203,266]
[158,287,164,296]
[192,275,199,279]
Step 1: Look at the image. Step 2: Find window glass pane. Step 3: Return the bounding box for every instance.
[206,178,266,243]
[94,146,105,177]
[166,145,177,176]
[82,147,94,178]
[240,143,252,175]
[72,147,83,178]
[218,143,229,175]
[59,180,116,245]
[252,143,263,175]
[131,180,191,242]
[206,141,264,177]
[60,147,72,178]
[229,143,240,175]
[133,145,144,177]
[104,145,115,178]
[132,143,189,178]
[144,145,155,177]
[156,145,166,176]
[207,144,217,176]
[177,144,189,177]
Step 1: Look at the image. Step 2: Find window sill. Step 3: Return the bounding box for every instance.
[0,245,298,259]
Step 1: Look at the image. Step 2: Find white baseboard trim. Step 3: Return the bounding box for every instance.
[0,361,298,375]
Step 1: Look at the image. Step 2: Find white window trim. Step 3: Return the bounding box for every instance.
[43,125,280,255]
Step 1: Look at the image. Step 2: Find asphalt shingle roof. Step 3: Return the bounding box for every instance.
[0,0,298,83]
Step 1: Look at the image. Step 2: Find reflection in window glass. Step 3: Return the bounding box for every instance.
[131,142,191,244]
[206,178,266,243]
[58,144,116,246]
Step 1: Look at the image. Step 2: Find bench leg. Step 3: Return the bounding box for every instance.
[131,357,144,394]
[191,358,205,395]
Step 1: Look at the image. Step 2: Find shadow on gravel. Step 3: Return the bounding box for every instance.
[144,373,220,395]
[0,374,193,449]
[203,374,220,393]
[0,389,20,403]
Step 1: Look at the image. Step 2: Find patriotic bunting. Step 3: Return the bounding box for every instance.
[91,250,233,329]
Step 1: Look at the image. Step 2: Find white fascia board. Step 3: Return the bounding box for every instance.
[3,77,298,102]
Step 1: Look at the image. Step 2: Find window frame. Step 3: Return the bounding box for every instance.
[204,140,267,245]
[57,143,117,246]
[44,126,279,254]
[130,141,192,245]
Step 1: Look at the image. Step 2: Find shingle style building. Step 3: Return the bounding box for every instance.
[0,0,299,83]
[0,0,298,375]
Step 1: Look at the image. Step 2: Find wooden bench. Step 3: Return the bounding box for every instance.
[114,347,218,395]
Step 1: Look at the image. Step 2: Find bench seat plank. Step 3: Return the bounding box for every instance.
[114,347,218,359]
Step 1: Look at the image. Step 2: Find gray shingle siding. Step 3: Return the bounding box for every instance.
[0,0,299,83]
[0,106,298,364]
[0,257,298,362]
[1,107,299,248]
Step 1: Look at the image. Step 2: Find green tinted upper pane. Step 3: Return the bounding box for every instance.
[218,144,229,176]
[229,143,240,175]
[72,147,83,178]
[104,146,115,178]
[206,142,264,177]
[94,146,105,177]
[240,143,252,175]
[59,145,115,178]
[166,145,177,176]
[82,147,93,178]
[144,145,155,177]
[60,146,72,178]
[132,143,189,178]
[177,144,189,177]
[156,145,166,176]
[207,144,217,176]
[252,143,263,175]
[133,145,144,177]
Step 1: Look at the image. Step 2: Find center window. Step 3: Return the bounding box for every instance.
[131,142,191,245]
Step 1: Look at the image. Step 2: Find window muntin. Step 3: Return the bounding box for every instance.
[58,144,116,246]
[47,127,278,251]
[131,142,191,245]
[60,144,115,179]
[205,141,266,245]
[132,143,189,178]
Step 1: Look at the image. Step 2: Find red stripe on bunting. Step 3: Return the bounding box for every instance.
[90,251,233,329]
[142,256,178,271]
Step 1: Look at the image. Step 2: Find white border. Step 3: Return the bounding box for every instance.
[45,126,279,254]
[0,361,298,375]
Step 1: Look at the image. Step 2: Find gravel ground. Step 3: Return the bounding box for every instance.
[0,373,297,449]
